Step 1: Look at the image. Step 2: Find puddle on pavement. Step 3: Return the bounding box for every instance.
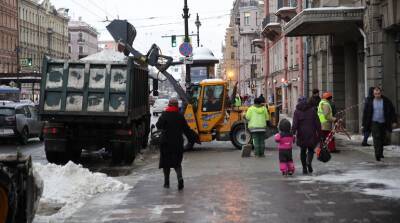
[36,201,65,216]
[95,167,133,177]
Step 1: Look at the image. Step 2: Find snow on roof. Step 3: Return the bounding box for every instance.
[303,6,365,11]
[0,85,19,89]
[277,7,297,12]
[200,78,225,84]
[192,47,219,62]
[80,49,127,62]
[266,22,281,26]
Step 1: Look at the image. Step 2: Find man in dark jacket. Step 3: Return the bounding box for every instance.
[361,87,375,146]
[156,98,196,190]
[292,96,321,174]
[310,89,321,109]
[362,87,397,161]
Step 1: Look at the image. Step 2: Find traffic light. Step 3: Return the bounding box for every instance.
[171,35,176,47]
[27,58,32,67]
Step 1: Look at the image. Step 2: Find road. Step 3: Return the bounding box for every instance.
[2,136,400,222]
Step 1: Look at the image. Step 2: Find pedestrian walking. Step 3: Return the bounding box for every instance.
[310,89,321,109]
[361,87,375,146]
[274,119,295,176]
[362,87,397,161]
[318,92,338,153]
[292,96,321,174]
[156,98,196,190]
[258,94,266,104]
[245,97,270,157]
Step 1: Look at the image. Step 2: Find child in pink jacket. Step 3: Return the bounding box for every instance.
[275,119,295,176]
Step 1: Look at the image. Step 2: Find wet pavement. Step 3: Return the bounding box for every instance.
[66,138,400,223]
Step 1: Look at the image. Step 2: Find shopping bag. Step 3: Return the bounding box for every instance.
[316,145,331,163]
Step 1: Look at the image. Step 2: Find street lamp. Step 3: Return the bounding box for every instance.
[195,13,201,47]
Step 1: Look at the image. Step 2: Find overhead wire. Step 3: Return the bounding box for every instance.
[87,0,114,19]
[69,0,104,20]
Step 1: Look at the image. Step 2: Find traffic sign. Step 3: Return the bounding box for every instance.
[179,42,193,57]
[180,56,193,65]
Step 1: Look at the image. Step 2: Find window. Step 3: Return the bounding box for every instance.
[79,46,83,54]
[68,46,71,53]
[78,32,83,41]
[68,33,71,42]
[202,85,224,112]
[251,43,256,53]
[231,52,235,59]
[244,12,251,26]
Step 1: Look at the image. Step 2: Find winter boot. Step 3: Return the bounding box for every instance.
[178,179,184,190]
[302,168,308,175]
[307,153,314,173]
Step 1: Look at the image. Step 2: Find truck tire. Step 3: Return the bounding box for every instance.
[230,123,251,150]
[111,142,124,165]
[67,141,82,162]
[183,134,194,151]
[123,142,137,165]
[45,140,69,164]
[0,171,17,223]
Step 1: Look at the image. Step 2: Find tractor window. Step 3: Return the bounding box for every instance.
[190,85,200,110]
[202,85,224,112]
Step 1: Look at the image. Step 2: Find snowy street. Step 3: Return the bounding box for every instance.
[2,132,400,222]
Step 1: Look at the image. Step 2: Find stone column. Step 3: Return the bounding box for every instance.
[344,43,359,132]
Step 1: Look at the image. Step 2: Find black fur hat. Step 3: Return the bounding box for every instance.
[278,118,291,133]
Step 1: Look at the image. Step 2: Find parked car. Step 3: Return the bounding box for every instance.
[152,98,169,116]
[0,102,44,144]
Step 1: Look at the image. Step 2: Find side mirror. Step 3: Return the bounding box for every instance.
[153,79,159,96]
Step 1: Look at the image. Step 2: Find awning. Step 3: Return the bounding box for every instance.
[283,7,364,37]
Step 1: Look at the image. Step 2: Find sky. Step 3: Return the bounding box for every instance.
[51,0,234,59]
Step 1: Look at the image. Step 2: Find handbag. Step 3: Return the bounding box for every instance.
[316,145,331,163]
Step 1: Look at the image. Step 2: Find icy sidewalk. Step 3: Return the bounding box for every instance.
[33,161,132,223]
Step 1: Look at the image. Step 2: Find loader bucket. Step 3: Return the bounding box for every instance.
[106,20,137,56]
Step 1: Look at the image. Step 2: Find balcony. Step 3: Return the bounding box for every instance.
[261,15,281,41]
[276,7,298,22]
[252,39,265,49]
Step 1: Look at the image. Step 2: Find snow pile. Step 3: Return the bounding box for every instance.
[299,168,400,199]
[33,161,132,219]
[81,49,127,62]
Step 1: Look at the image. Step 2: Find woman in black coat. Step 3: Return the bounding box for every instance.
[156,98,195,190]
[292,96,321,174]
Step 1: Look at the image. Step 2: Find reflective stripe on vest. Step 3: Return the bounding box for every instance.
[318,100,332,124]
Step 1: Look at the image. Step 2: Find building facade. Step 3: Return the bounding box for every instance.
[228,0,265,97]
[18,0,69,101]
[0,0,18,74]
[278,0,400,132]
[262,0,304,115]
[19,0,69,73]
[222,27,237,87]
[68,17,98,60]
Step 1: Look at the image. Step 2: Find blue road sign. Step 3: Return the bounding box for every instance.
[179,42,193,57]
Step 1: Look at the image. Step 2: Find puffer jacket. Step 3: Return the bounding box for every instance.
[292,100,321,148]
[245,105,270,132]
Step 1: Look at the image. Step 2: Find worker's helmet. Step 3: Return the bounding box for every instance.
[322,92,333,100]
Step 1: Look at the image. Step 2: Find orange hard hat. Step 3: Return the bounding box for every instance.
[322,92,333,99]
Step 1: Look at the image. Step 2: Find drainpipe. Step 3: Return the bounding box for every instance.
[358,27,368,97]
[304,0,309,96]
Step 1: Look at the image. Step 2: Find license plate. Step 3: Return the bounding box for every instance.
[0,129,14,135]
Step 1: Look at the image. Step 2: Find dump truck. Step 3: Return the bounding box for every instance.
[0,154,42,223]
[39,56,150,165]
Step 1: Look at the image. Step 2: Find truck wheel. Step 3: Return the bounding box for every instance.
[230,123,251,150]
[68,141,82,162]
[183,134,194,151]
[45,151,68,165]
[19,127,29,145]
[0,171,17,223]
[123,142,136,165]
[111,142,124,165]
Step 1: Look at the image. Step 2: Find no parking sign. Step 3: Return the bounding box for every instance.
[179,42,193,57]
